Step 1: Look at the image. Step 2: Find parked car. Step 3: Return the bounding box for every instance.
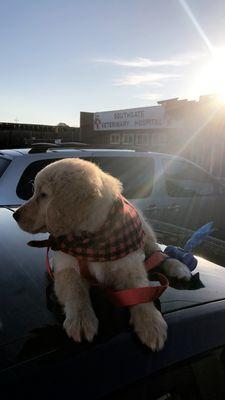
[1,142,225,241]
[1,205,225,399]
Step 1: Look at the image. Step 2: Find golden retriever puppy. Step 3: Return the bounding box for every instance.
[14,158,191,350]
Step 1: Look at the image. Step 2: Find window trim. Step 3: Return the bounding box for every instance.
[0,157,11,178]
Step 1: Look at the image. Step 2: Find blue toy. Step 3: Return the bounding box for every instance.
[164,222,214,272]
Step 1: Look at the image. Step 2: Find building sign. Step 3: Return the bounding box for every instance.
[93,106,178,131]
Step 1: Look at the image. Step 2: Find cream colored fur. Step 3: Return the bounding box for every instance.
[15,158,191,350]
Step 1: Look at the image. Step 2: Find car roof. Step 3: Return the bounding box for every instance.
[0,146,186,161]
[0,149,30,158]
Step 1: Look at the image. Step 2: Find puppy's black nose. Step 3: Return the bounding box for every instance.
[13,209,21,222]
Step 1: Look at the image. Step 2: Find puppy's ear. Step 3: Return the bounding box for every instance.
[46,188,98,237]
[46,197,65,237]
[103,172,123,197]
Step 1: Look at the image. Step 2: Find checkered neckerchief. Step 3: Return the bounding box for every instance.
[42,195,145,262]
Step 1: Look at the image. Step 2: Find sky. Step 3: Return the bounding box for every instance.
[1,0,225,126]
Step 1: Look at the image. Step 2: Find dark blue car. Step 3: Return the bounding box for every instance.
[1,206,225,399]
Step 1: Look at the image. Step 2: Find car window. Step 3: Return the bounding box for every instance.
[163,159,216,197]
[89,156,154,199]
[16,156,154,200]
[0,157,10,178]
[16,158,62,200]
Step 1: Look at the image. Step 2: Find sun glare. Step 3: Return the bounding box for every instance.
[195,47,225,102]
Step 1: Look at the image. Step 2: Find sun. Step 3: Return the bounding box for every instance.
[207,47,225,101]
[192,47,225,102]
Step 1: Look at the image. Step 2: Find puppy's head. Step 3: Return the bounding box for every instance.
[13,158,122,237]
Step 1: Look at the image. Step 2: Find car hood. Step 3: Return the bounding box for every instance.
[1,207,225,376]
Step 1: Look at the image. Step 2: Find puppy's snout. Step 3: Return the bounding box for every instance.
[13,209,21,222]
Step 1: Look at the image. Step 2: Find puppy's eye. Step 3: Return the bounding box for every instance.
[39,192,48,199]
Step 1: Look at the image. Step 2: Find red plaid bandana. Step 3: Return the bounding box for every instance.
[29,195,145,262]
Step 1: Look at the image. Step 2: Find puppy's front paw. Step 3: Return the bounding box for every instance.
[130,303,167,351]
[64,307,99,342]
[163,259,192,281]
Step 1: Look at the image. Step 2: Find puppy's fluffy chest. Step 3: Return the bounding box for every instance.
[51,248,146,287]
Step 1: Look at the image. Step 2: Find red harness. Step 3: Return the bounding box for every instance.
[29,196,169,307]
[43,246,169,306]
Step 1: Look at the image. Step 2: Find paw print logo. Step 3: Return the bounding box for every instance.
[94,114,102,129]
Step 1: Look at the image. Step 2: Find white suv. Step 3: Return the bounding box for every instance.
[1,142,225,240]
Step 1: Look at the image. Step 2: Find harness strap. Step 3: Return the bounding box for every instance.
[144,251,168,271]
[77,258,97,284]
[105,252,169,307]
[45,247,98,283]
[46,247,54,280]
[106,273,168,307]
[45,247,169,307]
